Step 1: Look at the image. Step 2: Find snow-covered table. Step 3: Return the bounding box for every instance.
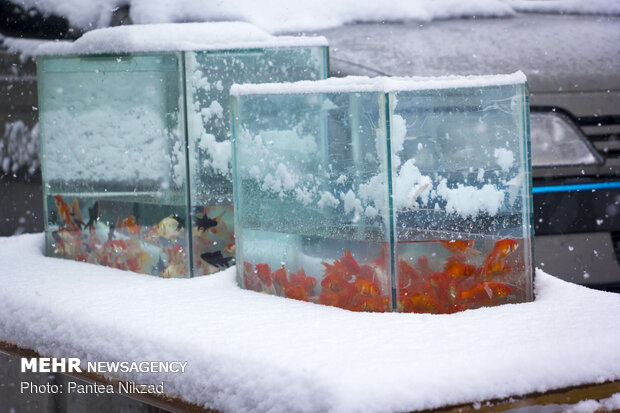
[1,234,619,412]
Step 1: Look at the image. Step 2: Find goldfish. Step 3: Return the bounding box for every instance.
[339,249,360,276]
[319,286,356,309]
[359,264,378,282]
[125,238,152,270]
[142,226,160,243]
[54,227,83,258]
[443,257,477,280]
[272,266,289,292]
[54,195,80,231]
[354,277,380,296]
[318,291,340,307]
[399,260,420,285]
[224,243,236,255]
[243,262,262,292]
[489,239,519,259]
[284,285,310,301]
[162,263,185,278]
[321,272,349,293]
[353,296,388,312]
[117,216,140,235]
[70,198,84,228]
[481,239,518,277]
[255,263,272,286]
[440,239,479,257]
[399,294,440,313]
[289,268,317,296]
[459,282,511,303]
[322,249,359,281]
[415,255,433,277]
[483,258,512,276]
[157,215,182,239]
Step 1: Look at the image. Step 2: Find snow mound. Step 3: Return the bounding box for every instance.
[1,233,619,413]
[36,22,327,55]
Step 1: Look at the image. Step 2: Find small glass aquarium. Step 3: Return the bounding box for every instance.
[37,22,328,277]
[231,73,533,312]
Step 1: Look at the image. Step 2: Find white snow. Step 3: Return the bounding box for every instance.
[436,179,505,217]
[8,0,620,34]
[35,22,327,56]
[230,72,527,96]
[0,36,50,62]
[340,189,364,219]
[317,191,340,209]
[1,233,620,413]
[1,121,39,175]
[494,148,515,171]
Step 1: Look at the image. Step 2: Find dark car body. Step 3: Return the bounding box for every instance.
[317,14,620,289]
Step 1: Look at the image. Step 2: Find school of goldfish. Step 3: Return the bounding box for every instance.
[243,238,521,314]
[49,195,235,277]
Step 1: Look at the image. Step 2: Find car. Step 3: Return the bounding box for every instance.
[316,13,620,291]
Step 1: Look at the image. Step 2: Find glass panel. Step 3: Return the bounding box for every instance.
[38,53,192,277]
[186,46,328,275]
[232,91,392,311]
[391,84,533,313]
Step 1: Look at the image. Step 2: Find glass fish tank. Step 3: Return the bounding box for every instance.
[37,22,328,277]
[231,74,533,312]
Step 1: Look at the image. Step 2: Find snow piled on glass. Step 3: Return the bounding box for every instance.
[1,233,619,413]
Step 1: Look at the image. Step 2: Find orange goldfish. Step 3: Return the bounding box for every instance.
[459,282,511,302]
[353,296,388,312]
[284,285,309,301]
[118,216,140,235]
[443,257,477,280]
[289,268,317,295]
[483,258,512,276]
[255,263,272,287]
[243,262,262,292]
[322,249,360,281]
[54,195,80,231]
[224,243,236,255]
[440,239,479,257]
[321,272,349,292]
[359,264,378,282]
[340,249,360,275]
[399,294,440,313]
[481,239,518,277]
[272,266,289,291]
[354,277,380,296]
[489,239,518,259]
[70,198,84,227]
[318,291,340,307]
[415,255,433,277]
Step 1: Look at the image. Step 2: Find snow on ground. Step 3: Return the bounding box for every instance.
[1,233,619,412]
[7,0,620,34]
